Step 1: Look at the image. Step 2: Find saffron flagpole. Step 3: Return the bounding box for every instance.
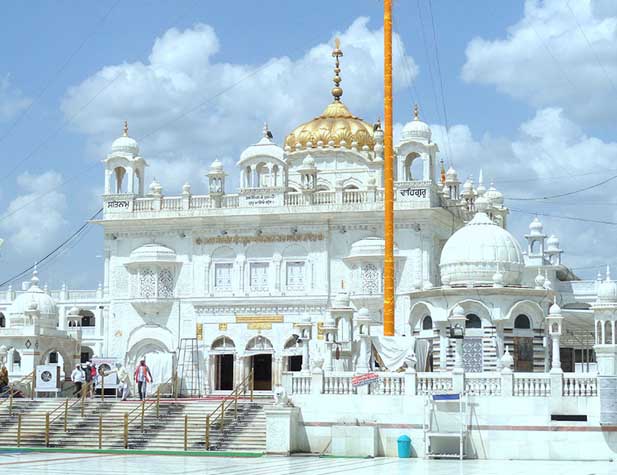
[383,0,395,336]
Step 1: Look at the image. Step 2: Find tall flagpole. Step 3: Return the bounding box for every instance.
[383,0,395,336]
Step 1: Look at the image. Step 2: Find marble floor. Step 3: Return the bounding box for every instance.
[0,452,614,475]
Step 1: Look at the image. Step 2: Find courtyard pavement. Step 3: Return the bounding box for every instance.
[0,452,614,474]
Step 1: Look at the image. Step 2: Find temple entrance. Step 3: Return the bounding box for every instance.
[252,354,272,390]
[246,336,274,391]
[514,337,534,372]
[216,354,234,390]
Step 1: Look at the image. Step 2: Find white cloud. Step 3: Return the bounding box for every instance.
[0,75,31,122]
[0,171,67,254]
[430,107,617,274]
[462,0,617,124]
[61,17,417,189]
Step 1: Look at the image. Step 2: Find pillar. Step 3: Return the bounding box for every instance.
[438,323,448,370]
[551,334,561,372]
[301,340,310,373]
[324,341,333,372]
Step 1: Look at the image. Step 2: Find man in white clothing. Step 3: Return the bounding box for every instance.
[71,364,84,398]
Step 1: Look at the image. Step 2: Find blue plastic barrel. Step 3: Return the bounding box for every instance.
[397,435,411,458]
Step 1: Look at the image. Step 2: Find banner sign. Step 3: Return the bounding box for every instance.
[352,373,379,387]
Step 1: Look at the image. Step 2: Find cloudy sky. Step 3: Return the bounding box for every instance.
[1,0,616,289]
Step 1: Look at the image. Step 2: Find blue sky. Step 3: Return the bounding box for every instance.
[1,0,616,290]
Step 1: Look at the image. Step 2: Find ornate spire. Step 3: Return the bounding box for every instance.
[123,120,129,137]
[331,38,343,102]
[413,103,420,120]
[31,262,39,287]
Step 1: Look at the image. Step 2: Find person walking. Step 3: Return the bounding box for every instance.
[71,364,84,398]
[90,363,98,397]
[84,361,92,397]
[107,363,130,400]
[134,358,153,401]
[0,366,9,394]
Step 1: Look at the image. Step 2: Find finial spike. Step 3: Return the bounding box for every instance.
[331,38,344,101]
[607,264,611,281]
[123,120,128,137]
[413,104,419,120]
[341,280,345,290]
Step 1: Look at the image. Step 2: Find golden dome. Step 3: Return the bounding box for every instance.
[285,101,375,151]
[285,38,375,152]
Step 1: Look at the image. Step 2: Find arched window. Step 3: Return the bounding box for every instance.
[0,313,5,328]
[465,314,482,329]
[49,352,58,364]
[422,315,433,330]
[514,314,531,329]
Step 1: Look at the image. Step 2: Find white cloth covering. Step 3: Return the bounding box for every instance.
[370,336,416,371]
[140,352,173,396]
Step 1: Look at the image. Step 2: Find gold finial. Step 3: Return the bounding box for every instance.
[123,120,128,137]
[413,104,419,120]
[331,37,344,102]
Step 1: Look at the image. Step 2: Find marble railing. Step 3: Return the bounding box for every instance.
[102,181,441,219]
[283,369,598,399]
[563,373,598,396]
[290,373,312,395]
[513,373,551,396]
[3,289,102,303]
[464,372,501,396]
[416,372,454,395]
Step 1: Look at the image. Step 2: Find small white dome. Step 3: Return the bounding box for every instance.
[401,105,431,142]
[238,129,284,165]
[484,183,504,207]
[210,159,224,173]
[302,155,316,168]
[547,235,560,251]
[347,237,399,260]
[333,288,350,308]
[128,243,176,264]
[446,167,458,182]
[149,178,162,195]
[111,122,139,157]
[598,267,617,303]
[475,195,490,213]
[452,305,465,318]
[529,217,544,235]
[549,300,561,316]
[7,270,58,325]
[440,212,524,286]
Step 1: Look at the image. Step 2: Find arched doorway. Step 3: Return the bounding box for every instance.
[246,336,273,391]
[513,314,534,372]
[283,335,303,372]
[126,339,174,396]
[211,337,235,391]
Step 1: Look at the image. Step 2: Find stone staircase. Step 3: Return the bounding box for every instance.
[0,397,269,452]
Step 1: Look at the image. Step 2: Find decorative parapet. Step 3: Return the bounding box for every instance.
[283,369,598,398]
[101,181,445,220]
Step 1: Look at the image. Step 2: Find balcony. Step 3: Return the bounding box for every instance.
[102,181,443,220]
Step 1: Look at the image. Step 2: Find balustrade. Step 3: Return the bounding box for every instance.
[323,373,354,395]
[161,197,182,211]
[283,369,597,400]
[464,373,501,396]
[290,374,311,394]
[369,373,405,395]
[190,195,211,209]
[513,374,551,397]
[563,374,597,397]
[416,373,453,395]
[133,199,153,212]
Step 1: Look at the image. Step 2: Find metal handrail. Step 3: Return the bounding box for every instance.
[0,371,34,410]
[203,369,254,450]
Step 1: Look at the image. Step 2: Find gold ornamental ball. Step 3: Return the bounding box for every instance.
[331,86,343,98]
